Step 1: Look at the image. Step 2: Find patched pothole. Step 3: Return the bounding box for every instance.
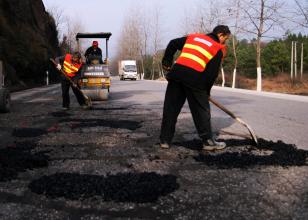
[12,128,47,138]
[50,111,72,117]
[0,141,49,181]
[29,172,179,203]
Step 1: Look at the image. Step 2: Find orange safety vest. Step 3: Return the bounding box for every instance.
[62,54,82,77]
[176,34,225,72]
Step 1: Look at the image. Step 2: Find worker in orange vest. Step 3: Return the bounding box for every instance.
[160,25,231,151]
[55,52,87,110]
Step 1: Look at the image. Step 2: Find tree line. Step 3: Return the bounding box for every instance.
[223,33,308,78]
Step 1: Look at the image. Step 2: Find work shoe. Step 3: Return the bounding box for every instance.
[160,142,170,149]
[202,138,226,151]
[81,104,90,110]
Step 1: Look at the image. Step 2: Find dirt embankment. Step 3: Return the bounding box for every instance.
[217,73,308,96]
[0,0,60,90]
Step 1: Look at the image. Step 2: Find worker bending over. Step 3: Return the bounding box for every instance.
[160,25,231,151]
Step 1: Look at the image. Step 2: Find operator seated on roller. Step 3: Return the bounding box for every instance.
[84,41,105,64]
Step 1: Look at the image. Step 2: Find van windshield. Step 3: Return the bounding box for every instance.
[124,65,137,72]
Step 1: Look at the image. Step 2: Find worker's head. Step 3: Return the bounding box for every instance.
[72,52,81,63]
[212,25,231,45]
[92,41,98,48]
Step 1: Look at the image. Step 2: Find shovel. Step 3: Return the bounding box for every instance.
[50,58,92,108]
[209,97,258,145]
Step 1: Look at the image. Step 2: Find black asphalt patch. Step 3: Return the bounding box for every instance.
[0,141,49,181]
[60,118,142,130]
[194,138,308,168]
[29,172,179,203]
[93,107,129,111]
[12,128,47,137]
[50,111,72,117]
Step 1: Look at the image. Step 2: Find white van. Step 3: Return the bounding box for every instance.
[118,60,138,80]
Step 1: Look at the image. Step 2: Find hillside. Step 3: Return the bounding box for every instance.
[0,0,60,89]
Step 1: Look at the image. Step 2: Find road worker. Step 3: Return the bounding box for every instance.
[85,41,103,64]
[55,51,87,110]
[160,25,231,151]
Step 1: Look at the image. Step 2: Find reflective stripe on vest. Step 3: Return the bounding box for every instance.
[176,34,224,72]
[62,54,82,77]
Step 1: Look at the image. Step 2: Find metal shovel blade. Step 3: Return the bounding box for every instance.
[209,97,258,145]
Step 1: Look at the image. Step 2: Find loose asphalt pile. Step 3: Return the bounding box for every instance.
[0,141,49,181]
[194,138,308,168]
[59,118,142,130]
[29,172,179,203]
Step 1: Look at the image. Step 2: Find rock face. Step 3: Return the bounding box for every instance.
[0,0,60,89]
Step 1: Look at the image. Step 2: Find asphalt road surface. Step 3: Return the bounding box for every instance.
[0,78,307,219]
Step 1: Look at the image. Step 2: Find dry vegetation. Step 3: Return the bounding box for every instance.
[217,73,308,95]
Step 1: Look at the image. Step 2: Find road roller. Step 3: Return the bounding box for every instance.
[76,32,112,101]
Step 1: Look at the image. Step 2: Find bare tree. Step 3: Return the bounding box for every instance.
[239,0,284,91]
[117,10,143,61]
[116,3,165,80]
[182,0,227,34]
[47,5,68,40]
[46,5,66,32]
[294,0,308,28]
[151,6,164,79]
[227,0,242,88]
[63,17,86,53]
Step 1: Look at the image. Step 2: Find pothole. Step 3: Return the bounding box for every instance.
[12,128,47,138]
[29,172,179,203]
[0,141,49,181]
[60,119,142,131]
[50,111,72,117]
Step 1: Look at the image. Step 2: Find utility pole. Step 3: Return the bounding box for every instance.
[291,41,294,81]
[295,41,298,79]
[301,43,304,80]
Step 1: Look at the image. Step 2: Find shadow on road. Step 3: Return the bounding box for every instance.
[29,172,179,203]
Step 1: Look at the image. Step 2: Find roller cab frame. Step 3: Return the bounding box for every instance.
[0,61,11,113]
[76,32,112,100]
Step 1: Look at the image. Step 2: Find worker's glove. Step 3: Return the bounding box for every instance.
[162,65,171,72]
[56,64,62,71]
[162,59,172,73]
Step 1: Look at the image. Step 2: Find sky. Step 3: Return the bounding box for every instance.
[42,0,199,58]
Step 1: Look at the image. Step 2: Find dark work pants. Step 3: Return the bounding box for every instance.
[160,80,212,144]
[61,78,86,108]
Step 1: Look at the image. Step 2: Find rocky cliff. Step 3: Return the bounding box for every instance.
[0,0,60,89]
